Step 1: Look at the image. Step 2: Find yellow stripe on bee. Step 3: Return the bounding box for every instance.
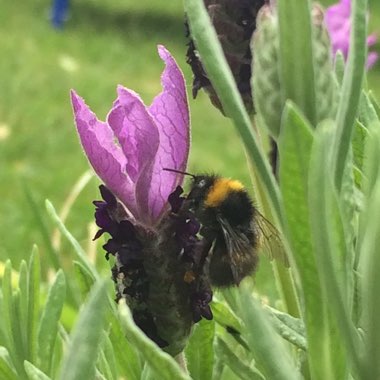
[205,178,244,207]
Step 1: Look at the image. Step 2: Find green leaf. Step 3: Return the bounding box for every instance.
[24,361,51,380]
[359,177,380,379]
[27,247,40,365]
[278,0,316,125]
[45,200,98,281]
[58,280,109,380]
[334,51,346,85]
[265,305,305,337]
[352,121,368,186]
[11,291,27,368]
[369,90,380,118]
[333,0,368,190]
[236,284,299,380]
[100,332,117,380]
[215,338,263,380]
[118,301,191,380]
[37,270,66,376]
[97,349,114,380]
[265,306,306,351]
[22,182,60,271]
[2,261,18,370]
[73,261,95,299]
[359,125,380,378]
[0,347,18,380]
[184,0,281,222]
[18,261,28,359]
[211,300,242,333]
[185,319,215,380]
[279,103,336,379]
[358,91,379,127]
[308,125,362,378]
[108,314,141,380]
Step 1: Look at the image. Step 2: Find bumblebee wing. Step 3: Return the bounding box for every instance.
[216,214,254,283]
[254,210,289,267]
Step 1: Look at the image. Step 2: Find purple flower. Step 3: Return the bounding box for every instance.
[325,0,378,69]
[191,290,213,323]
[71,45,190,226]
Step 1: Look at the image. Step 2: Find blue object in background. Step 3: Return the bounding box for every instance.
[51,0,69,28]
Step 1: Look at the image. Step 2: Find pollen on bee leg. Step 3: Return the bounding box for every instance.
[184,270,196,283]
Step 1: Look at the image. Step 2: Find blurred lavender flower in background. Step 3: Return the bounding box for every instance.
[325,0,378,68]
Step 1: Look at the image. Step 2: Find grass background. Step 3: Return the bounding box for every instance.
[1,0,379,296]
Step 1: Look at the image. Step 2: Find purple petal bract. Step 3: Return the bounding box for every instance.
[146,45,190,220]
[71,90,139,218]
[71,46,190,225]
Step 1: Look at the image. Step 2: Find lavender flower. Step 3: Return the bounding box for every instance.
[71,45,190,226]
[71,46,213,355]
[325,0,378,69]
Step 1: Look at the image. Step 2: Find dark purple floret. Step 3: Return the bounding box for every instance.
[191,290,213,322]
[168,185,186,213]
[93,185,119,240]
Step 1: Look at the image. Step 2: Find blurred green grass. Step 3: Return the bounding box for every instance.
[0,0,379,296]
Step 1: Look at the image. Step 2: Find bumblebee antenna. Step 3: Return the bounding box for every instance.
[163,168,196,178]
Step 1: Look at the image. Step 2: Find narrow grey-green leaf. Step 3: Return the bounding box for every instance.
[11,291,27,367]
[265,305,305,337]
[184,0,282,221]
[359,91,379,127]
[215,338,263,380]
[2,261,20,373]
[0,347,18,380]
[58,280,108,380]
[279,102,336,379]
[333,0,367,190]
[278,0,316,125]
[118,301,191,380]
[109,314,141,380]
[360,176,380,379]
[236,284,299,380]
[18,261,28,359]
[265,306,306,351]
[97,349,114,380]
[359,126,380,378]
[28,247,40,364]
[185,319,215,380]
[37,270,66,376]
[352,120,368,186]
[22,182,60,270]
[24,361,52,380]
[211,300,242,333]
[101,332,117,380]
[45,200,98,281]
[334,51,346,85]
[73,261,95,299]
[308,126,362,378]
[369,90,380,118]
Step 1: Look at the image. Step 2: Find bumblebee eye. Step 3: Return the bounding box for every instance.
[198,179,207,188]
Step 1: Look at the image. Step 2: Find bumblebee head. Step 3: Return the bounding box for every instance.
[163,168,216,208]
[187,175,217,207]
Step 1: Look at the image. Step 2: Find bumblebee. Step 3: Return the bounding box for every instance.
[165,169,283,287]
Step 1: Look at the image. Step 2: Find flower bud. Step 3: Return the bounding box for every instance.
[252,4,337,138]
